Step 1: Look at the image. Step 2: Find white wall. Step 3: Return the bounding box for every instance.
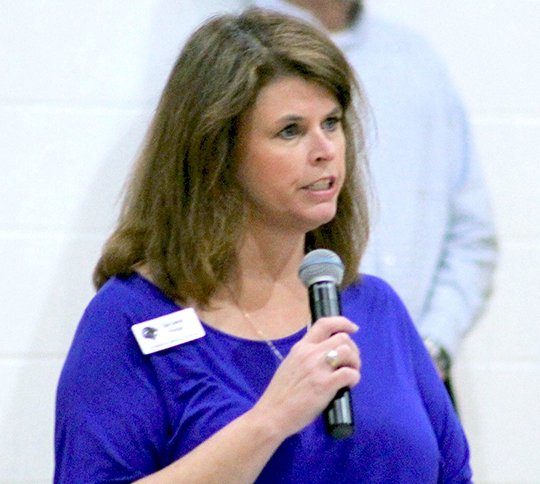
[0,1,538,482]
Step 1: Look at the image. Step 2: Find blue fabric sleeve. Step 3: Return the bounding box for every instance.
[395,286,472,482]
[54,283,170,483]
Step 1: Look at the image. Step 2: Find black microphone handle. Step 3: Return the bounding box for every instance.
[309,281,354,439]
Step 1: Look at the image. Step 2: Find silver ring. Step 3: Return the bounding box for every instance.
[325,349,340,369]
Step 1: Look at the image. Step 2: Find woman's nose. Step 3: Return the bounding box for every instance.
[310,130,336,163]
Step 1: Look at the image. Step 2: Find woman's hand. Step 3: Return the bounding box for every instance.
[251,316,361,439]
[138,317,360,484]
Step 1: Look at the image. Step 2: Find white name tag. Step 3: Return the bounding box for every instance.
[131,308,205,355]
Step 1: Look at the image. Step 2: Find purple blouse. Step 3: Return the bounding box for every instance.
[55,273,471,483]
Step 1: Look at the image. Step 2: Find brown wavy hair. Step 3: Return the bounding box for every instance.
[93,7,370,307]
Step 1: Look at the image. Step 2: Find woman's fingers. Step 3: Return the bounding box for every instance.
[308,318,361,373]
[303,315,359,343]
[321,338,361,372]
[253,316,362,438]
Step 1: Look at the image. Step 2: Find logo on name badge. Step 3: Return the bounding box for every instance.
[131,308,205,355]
[142,326,158,339]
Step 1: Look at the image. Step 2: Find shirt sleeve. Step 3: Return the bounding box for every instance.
[418,68,498,358]
[54,288,170,483]
[402,291,473,482]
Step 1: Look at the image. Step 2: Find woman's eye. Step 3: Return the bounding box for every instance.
[279,124,300,139]
[323,116,341,131]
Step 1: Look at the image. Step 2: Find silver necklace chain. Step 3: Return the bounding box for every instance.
[238,308,285,362]
[227,288,285,362]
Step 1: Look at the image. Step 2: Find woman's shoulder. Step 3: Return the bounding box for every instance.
[101,271,171,303]
[342,273,410,321]
[80,273,176,334]
[343,273,400,300]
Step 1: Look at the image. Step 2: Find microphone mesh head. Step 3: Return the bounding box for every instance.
[298,249,345,287]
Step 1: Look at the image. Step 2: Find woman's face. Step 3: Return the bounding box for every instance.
[235,76,346,235]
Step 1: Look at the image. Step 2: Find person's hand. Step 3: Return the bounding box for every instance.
[251,316,361,439]
[423,338,451,380]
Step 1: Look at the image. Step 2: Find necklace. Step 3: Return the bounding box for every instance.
[227,288,285,362]
[238,307,285,362]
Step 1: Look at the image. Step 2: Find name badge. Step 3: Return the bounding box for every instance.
[131,308,205,355]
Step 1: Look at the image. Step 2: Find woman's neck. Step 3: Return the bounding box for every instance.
[196,229,311,340]
[232,227,306,297]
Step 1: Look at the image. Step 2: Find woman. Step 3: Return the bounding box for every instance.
[55,8,472,483]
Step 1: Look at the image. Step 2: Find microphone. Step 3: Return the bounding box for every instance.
[298,249,354,439]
